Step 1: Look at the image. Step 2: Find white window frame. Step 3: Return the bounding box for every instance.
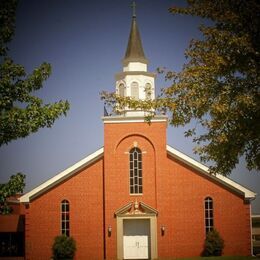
[204,197,214,234]
[119,83,125,97]
[61,199,70,236]
[131,82,139,100]
[129,147,143,194]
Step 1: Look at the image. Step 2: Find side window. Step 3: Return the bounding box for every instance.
[119,83,125,97]
[131,82,139,100]
[129,147,142,194]
[204,197,213,233]
[61,200,70,236]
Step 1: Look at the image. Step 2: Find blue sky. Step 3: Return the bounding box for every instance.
[0,0,259,213]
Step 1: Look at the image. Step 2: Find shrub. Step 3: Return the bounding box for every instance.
[52,235,76,260]
[202,229,224,256]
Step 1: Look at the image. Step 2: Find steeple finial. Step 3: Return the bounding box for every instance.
[131,1,136,18]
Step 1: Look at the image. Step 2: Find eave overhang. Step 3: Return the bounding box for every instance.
[19,144,256,203]
[19,147,104,203]
[166,145,256,200]
[115,71,156,81]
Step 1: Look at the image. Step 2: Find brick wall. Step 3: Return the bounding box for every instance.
[104,120,166,259]
[25,119,252,259]
[25,158,104,260]
[104,119,251,259]
[156,155,251,258]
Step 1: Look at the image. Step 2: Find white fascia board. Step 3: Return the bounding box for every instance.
[20,147,104,203]
[102,115,168,124]
[166,145,256,200]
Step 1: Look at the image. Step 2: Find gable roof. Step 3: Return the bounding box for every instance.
[20,145,256,203]
[19,147,104,203]
[166,145,256,200]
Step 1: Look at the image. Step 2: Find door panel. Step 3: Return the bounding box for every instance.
[123,219,150,259]
[123,235,148,259]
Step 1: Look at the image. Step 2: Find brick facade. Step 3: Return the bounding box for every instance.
[22,119,252,259]
[25,159,104,260]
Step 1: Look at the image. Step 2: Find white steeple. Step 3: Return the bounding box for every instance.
[115,3,156,117]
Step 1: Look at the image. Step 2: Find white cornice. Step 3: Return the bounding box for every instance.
[19,148,104,203]
[115,71,156,80]
[102,115,168,124]
[166,145,256,200]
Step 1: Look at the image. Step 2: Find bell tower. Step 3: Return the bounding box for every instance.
[115,2,156,116]
[102,3,167,259]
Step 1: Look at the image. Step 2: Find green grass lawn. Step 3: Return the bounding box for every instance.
[159,256,259,260]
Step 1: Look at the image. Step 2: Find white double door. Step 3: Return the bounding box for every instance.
[123,235,148,259]
[123,219,150,259]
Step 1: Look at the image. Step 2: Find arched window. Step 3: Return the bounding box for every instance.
[131,82,139,100]
[145,83,152,100]
[129,147,142,194]
[119,83,125,97]
[61,200,70,236]
[204,197,213,233]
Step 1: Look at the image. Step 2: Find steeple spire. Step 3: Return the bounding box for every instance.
[114,2,155,117]
[123,2,148,65]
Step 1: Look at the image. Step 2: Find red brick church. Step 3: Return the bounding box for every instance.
[8,8,256,260]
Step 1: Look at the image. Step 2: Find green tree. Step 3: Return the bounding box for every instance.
[0,173,25,214]
[0,0,70,146]
[102,0,260,175]
[0,0,70,213]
